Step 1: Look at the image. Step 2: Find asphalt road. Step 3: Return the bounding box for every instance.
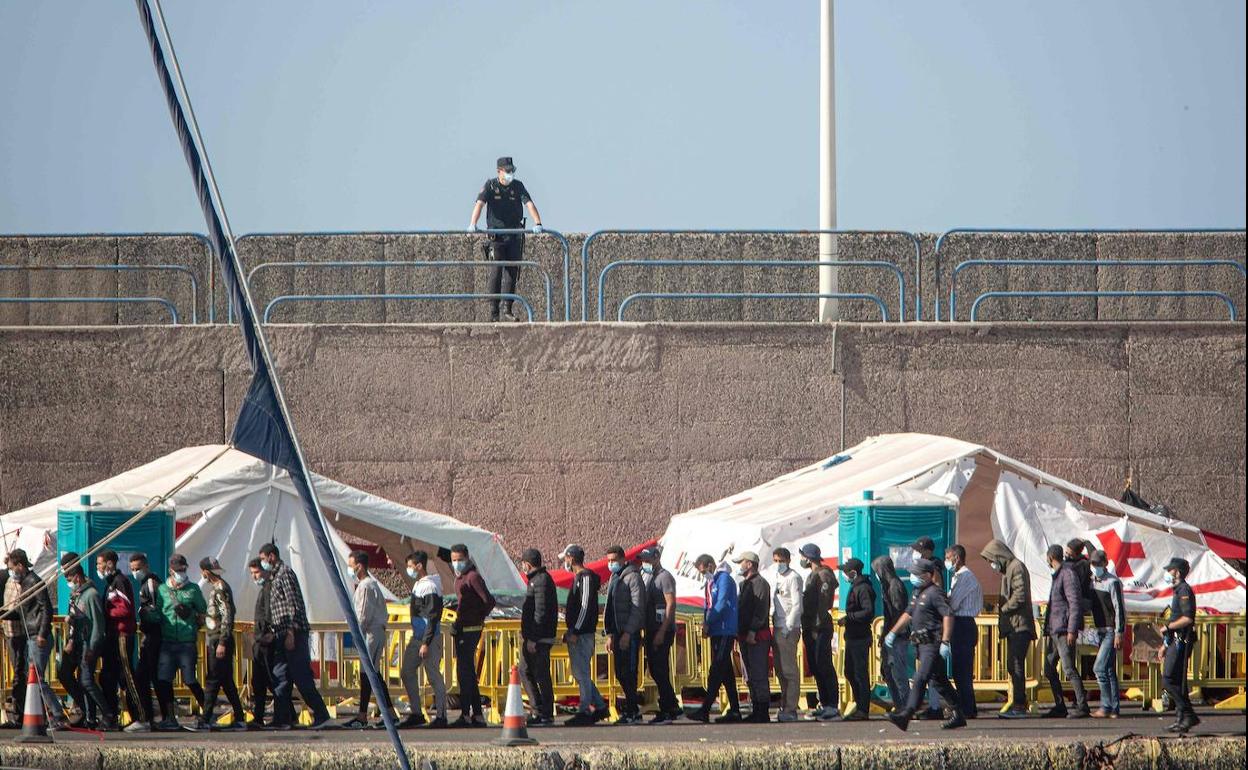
[9,708,1243,747]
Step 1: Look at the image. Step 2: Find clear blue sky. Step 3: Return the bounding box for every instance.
[1,0,1243,234]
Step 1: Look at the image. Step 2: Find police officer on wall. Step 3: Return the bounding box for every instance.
[468,156,543,322]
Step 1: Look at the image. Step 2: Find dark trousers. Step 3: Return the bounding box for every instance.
[742,639,771,714]
[902,641,961,717]
[1043,633,1088,711]
[100,633,142,721]
[644,632,679,714]
[521,641,554,719]
[950,617,978,717]
[59,645,113,723]
[203,636,245,723]
[700,635,740,715]
[487,236,524,319]
[454,630,484,717]
[1005,632,1033,709]
[844,636,871,714]
[271,630,329,725]
[612,635,641,715]
[134,629,163,722]
[802,626,839,709]
[7,636,30,718]
[1162,637,1195,722]
[250,642,274,723]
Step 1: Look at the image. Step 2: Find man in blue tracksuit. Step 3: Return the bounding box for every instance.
[690,554,741,723]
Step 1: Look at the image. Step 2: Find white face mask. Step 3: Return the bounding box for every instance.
[253,576,265,587]
[908,573,923,587]
[172,571,188,586]
[406,567,418,579]
[1163,572,1177,586]
[642,563,655,574]
[911,550,922,563]
[990,562,1001,573]
[776,563,790,575]
[97,569,114,580]
[500,171,514,184]
[944,559,955,571]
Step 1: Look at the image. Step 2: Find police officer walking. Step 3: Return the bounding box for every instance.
[1158,557,1199,733]
[883,558,966,731]
[468,156,544,322]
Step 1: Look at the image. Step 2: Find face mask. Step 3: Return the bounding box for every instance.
[799,558,811,569]
[989,562,1001,573]
[944,560,954,571]
[500,172,514,184]
[97,569,111,580]
[1092,566,1106,579]
[260,560,274,572]
[1051,564,1061,576]
[908,573,923,587]
[642,563,654,574]
[133,568,148,581]
[253,577,266,587]
[406,567,418,579]
[911,550,922,563]
[776,563,790,575]
[452,560,467,575]
[1163,572,1176,586]
[173,571,188,586]
[607,562,622,574]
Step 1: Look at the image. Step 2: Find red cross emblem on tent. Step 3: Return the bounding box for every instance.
[1096,528,1146,578]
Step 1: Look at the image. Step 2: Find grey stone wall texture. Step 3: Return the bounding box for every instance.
[1,323,1243,563]
[2,231,1243,324]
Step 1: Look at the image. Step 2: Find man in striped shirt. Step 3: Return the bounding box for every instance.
[944,544,982,718]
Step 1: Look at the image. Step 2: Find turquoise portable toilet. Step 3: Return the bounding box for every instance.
[56,492,176,614]
[837,487,958,615]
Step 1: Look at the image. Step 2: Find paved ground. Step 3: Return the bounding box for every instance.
[7,708,1242,747]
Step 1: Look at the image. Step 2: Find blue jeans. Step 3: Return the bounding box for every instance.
[1093,630,1120,713]
[567,633,605,713]
[882,637,913,708]
[157,640,199,686]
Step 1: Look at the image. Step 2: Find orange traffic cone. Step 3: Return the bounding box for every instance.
[15,664,52,743]
[494,665,537,747]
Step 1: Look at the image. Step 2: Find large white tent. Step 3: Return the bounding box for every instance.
[1,445,525,621]
[659,433,1246,613]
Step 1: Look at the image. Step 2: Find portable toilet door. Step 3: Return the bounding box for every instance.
[837,488,958,616]
[56,492,176,614]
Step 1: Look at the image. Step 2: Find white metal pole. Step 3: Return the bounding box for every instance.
[818,0,838,321]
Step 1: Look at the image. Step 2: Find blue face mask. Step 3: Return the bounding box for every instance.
[132,568,149,582]
[607,562,623,574]
[908,573,923,587]
[642,563,654,574]
[260,560,274,572]
[776,563,790,575]
[452,560,467,575]
[406,567,418,579]
[500,172,515,184]
[253,577,266,587]
[1092,566,1106,579]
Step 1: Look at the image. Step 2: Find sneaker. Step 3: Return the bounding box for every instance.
[998,709,1029,720]
[915,708,943,721]
[341,716,369,729]
[887,710,912,732]
[777,711,799,723]
[449,715,474,728]
[397,713,427,729]
[309,716,336,730]
[123,720,151,733]
[190,718,212,732]
[647,711,674,725]
[469,715,489,728]
[590,708,613,723]
[841,711,869,722]
[612,712,640,726]
[1177,715,1201,732]
[744,710,770,723]
[526,715,554,727]
[154,717,182,732]
[565,712,594,727]
[99,718,122,732]
[941,712,967,730]
[688,709,710,724]
[816,707,841,722]
[222,721,248,732]
[667,709,685,722]
[1066,707,1090,720]
[425,716,448,729]
[1041,705,1069,719]
[713,710,743,724]
[264,721,293,731]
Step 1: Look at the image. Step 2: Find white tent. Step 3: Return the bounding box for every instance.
[659,433,1246,613]
[1,445,525,622]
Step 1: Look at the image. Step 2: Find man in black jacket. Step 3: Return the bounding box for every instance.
[871,555,911,711]
[519,548,557,726]
[2,549,62,729]
[641,546,681,725]
[128,552,165,730]
[561,545,608,726]
[799,544,840,720]
[839,558,876,720]
[246,558,278,730]
[732,551,772,723]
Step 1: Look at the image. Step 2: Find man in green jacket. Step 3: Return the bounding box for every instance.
[981,540,1035,718]
[152,553,207,731]
[57,556,119,730]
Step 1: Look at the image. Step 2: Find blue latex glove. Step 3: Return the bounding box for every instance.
[884,631,896,649]
[532,224,544,234]
[939,641,952,661]
[466,223,478,233]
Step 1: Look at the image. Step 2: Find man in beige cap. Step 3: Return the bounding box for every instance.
[732,551,772,723]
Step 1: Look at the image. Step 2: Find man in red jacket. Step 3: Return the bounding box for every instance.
[97,550,143,727]
[449,544,495,727]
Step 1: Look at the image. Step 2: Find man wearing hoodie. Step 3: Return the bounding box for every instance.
[1042,544,1089,718]
[770,548,804,722]
[872,554,911,711]
[400,550,447,728]
[980,539,1034,718]
[519,548,558,726]
[1089,550,1125,719]
[799,543,840,720]
[604,545,646,724]
[449,543,495,727]
[59,555,119,730]
[839,557,876,721]
[690,553,741,724]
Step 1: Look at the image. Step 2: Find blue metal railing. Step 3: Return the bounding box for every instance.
[0,263,201,324]
[0,297,180,324]
[580,229,923,321]
[597,259,904,322]
[232,229,571,320]
[616,292,889,322]
[948,258,1247,321]
[238,260,554,324]
[969,290,1238,322]
[932,228,1247,321]
[262,293,538,323]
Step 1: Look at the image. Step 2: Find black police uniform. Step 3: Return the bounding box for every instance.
[899,581,962,721]
[475,176,534,320]
[1162,579,1197,727]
